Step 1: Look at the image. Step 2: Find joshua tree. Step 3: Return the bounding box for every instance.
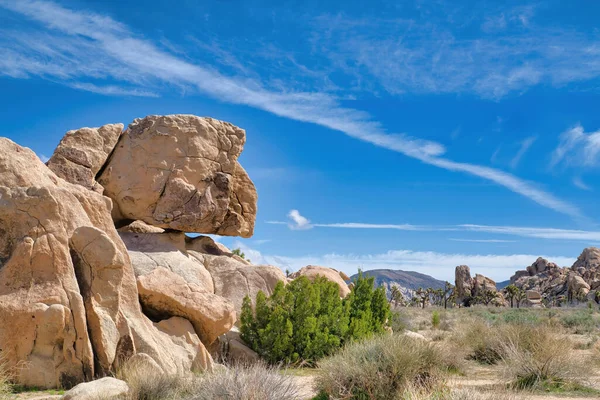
[515,288,527,308]
[505,284,519,308]
[414,287,429,309]
[390,286,406,307]
[443,281,454,309]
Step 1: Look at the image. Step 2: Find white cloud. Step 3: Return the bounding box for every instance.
[551,124,600,169]
[287,209,312,230]
[510,136,536,169]
[0,0,584,219]
[573,177,592,191]
[269,210,600,241]
[231,241,575,282]
[38,153,49,163]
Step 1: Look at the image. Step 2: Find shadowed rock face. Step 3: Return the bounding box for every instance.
[46,124,123,193]
[98,115,257,237]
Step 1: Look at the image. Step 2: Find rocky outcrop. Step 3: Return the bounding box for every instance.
[0,114,260,388]
[454,266,500,306]
[98,115,257,237]
[47,124,123,193]
[454,265,473,305]
[290,266,351,297]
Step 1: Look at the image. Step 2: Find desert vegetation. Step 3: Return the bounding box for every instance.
[240,272,390,365]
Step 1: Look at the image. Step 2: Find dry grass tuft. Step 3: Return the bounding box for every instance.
[499,324,589,390]
[187,363,300,400]
[116,357,194,400]
[316,334,451,400]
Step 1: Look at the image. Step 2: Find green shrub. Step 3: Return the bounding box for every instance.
[316,334,449,399]
[431,311,441,330]
[560,310,598,334]
[500,309,540,326]
[240,272,390,365]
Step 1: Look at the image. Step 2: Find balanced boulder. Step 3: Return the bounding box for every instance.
[98,115,257,237]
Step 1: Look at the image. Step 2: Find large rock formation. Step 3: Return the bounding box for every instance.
[46,124,123,193]
[0,114,263,388]
[0,138,216,387]
[504,249,600,306]
[98,115,257,237]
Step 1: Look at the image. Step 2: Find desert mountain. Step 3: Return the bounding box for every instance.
[350,269,446,299]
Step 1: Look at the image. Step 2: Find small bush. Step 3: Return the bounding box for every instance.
[499,324,589,390]
[188,364,300,400]
[431,311,441,330]
[316,334,449,399]
[560,310,598,334]
[453,320,501,365]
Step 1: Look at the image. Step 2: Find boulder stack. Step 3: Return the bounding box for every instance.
[0,115,284,389]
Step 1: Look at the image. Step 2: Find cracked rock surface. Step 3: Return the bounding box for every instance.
[98,115,257,237]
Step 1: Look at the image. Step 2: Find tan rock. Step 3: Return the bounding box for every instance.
[154,317,214,372]
[290,266,351,297]
[0,138,215,387]
[454,265,473,305]
[217,328,259,364]
[473,274,497,294]
[568,272,590,299]
[98,115,257,237]
[120,231,214,292]
[118,220,165,234]
[203,255,286,318]
[47,124,123,192]
[62,377,129,400]
[137,267,235,345]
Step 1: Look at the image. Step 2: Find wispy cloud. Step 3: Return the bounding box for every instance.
[311,10,600,100]
[232,240,575,282]
[461,224,600,241]
[0,0,584,219]
[573,177,592,191]
[269,209,600,241]
[551,124,600,169]
[449,238,516,243]
[510,136,537,169]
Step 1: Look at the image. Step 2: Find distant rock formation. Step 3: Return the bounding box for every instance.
[503,248,600,306]
[454,265,501,306]
[0,115,281,389]
[349,269,445,300]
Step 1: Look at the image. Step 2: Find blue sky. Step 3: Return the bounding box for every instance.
[2,0,600,281]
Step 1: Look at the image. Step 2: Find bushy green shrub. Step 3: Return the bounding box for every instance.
[240,272,390,364]
[316,334,448,399]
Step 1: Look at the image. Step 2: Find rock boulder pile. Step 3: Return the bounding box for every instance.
[0,114,287,388]
[506,248,600,304]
